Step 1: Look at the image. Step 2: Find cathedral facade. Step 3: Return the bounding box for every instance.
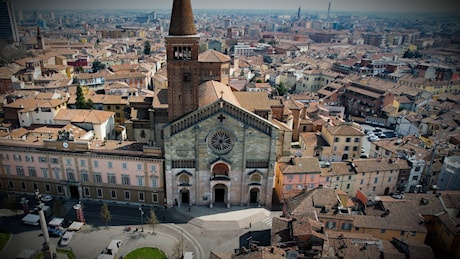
[162,0,281,208]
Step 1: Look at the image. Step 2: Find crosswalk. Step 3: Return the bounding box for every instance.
[261,217,272,227]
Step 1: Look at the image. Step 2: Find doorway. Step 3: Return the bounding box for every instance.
[384,187,390,195]
[215,188,225,203]
[181,189,190,204]
[250,188,258,204]
[213,184,227,204]
[69,185,79,199]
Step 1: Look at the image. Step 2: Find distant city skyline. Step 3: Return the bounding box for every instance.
[12,0,460,13]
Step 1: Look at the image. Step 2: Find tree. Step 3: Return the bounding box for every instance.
[147,209,159,234]
[52,198,64,217]
[92,60,105,73]
[275,82,288,96]
[76,85,87,109]
[403,49,422,59]
[4,194,20,216]
[75,66,84,73]
[100,203,111,228]
[86,98,95,109]
[144,41,151,55]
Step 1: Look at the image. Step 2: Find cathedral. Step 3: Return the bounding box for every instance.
[162,0,290,208]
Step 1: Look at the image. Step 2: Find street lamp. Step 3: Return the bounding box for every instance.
[139,206,144,232]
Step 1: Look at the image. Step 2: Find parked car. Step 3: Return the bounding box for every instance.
[48,227,65,237]
[59,231,75,246]
[368,136,380,141]
[41,195,53,202]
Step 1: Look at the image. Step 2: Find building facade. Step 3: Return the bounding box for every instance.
[0,139,164,206]
[162,0,282,208]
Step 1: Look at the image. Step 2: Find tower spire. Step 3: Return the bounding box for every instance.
[169,0,196,36]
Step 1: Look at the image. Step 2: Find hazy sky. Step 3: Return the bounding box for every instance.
[12,0,460,13]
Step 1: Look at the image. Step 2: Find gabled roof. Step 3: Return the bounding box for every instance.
[279,157,321,174]
[326,123,364,136]
[198,49,231,63]
[198,80,240,108]
[284,187,340,216]
[54,109,114,124]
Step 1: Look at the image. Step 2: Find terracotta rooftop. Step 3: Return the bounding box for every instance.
[279,156,321,175]
[326,123,364,136]
[54,109,114,124]
[198,80,240,108]
[233,92,271,113]
[284,187,341,216]
[198,49,231,63]
[354,200,427,233]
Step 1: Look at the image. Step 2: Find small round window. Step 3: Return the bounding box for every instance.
[208,129,234,154]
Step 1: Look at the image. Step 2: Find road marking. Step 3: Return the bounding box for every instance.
[262,217,272,227]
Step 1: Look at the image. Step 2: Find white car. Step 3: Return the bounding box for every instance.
[59,231,75,246]
[368,136,380,141]
[41,195,53,202]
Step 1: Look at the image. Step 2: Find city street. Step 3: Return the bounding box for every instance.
[0,194,279,258]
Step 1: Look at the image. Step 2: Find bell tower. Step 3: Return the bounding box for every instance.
[166,0,200,122]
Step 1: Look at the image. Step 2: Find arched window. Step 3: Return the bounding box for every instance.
[250,174,262,183]
[178,174,190,185]
[212,163,229,176]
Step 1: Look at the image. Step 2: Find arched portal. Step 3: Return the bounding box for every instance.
[249,187,259,204]
[180,188,190,205]
[213,183,227,206]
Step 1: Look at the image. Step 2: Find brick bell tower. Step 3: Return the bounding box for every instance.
[166,0,201,122]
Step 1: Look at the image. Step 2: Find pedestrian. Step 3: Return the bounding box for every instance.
[249,222,251,228]
[188,206,191,212]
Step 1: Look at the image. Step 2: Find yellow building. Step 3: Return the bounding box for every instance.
[321,123,365,161]
[352,198,428,244]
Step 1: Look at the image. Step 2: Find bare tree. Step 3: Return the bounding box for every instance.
[100,203,111,228]
[147,209,159,234]
[3,194,20,216]
[52,198,64,217]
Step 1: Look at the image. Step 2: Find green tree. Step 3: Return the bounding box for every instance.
[4,194,20,216]
[100,203,111,228]
[75,66,84,73]
[52,198,64,217]
[91,60,105,73]
[147,209,159,234]
[256,79,263,83]
[275,82,288,96]
[86,98,94,109]
[144,41,151,55]
[403,49,422,59]
[75,85,87,109]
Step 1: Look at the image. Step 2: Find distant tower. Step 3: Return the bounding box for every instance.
[327,1,331,22]
[36,26,45,50]
[165,0,200,122]
[0,0,19,43]
[297,5,301,21]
